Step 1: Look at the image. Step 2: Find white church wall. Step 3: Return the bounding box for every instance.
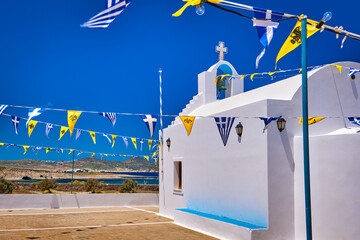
[294,131,360,240]
[161,100,271,227]
[160,60,360,239]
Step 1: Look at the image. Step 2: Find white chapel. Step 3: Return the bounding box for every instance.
[159,43,360,240]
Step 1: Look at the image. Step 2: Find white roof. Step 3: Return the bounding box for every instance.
[190,67,321,116]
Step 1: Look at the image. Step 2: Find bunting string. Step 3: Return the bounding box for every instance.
[0,64,358,121]
[0,142,157,162]
[0,113,158,143]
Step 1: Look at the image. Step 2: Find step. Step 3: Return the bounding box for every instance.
[174,209,267,240]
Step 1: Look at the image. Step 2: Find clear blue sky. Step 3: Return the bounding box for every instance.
[0,0,359,161]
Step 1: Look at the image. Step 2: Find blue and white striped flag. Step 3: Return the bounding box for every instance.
[122,136,128,148]
[0,105,8,116]
[76,129,82,140]
[45,123,53,138]
[140,139,144,151]
[348,68,359,77]
[99,112,117,126]
[140,115,157,137]
[214,117,235,146]
[26,108,45,127]
[35,147,42,155]
[152,143,158,150]
[11,116,20,135]
[252,8,284,68]
[348,117,360,127]
[103,133,112,143]
[81,0,131,28]
[259,117,280,133]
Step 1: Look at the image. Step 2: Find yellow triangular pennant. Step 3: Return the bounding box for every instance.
[68,149,75,154]
[250,73,260,81]
[148,140,153,150]
[104,154,108,157]
[23,146,30,154]
[67,110,82,136]
[131,138,137,150]
[0,143,4,147]
[144,156,149,161]
[332,64,343,74]
[46,148,52,154]
[111,135,116,148]
[299,117,326,126]
[152,149,159,158]
[58,126,69,141]
[276,18,320,67]
[90,153,95,157]
[172,0,222,17]
[28,120,38,137]
[89,131,96,144]
[180,116,196,136]
[268,71,280,76]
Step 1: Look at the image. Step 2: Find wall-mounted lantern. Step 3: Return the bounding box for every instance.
[277,117,286,132]
[235,122,243,137]
[166,138,171,151]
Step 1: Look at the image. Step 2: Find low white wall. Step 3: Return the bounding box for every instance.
[294,132,360,240]
[174,210,254,240]
[0,193,159,209]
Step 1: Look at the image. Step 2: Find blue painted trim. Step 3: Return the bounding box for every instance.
[176,208,267,230]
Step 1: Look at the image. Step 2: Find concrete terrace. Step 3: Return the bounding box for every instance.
[0,206,217,240]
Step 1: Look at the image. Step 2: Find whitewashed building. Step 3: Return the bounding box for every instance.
[159,49,360,240]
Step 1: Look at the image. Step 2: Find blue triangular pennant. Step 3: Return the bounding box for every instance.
[259,117,279,133]
[214,117,235,146]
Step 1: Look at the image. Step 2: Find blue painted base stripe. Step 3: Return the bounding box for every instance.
[176,208,267,230]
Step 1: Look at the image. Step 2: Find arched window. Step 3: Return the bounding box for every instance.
[216,64,233,100]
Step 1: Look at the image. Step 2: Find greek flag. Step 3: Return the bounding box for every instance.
[0,105,8,116]
[122,136,128,148]
[76,129,82,140]
[140,139,144,151]
[252,8,284,68]
[11,116,20,135]
[35,147,42,155]
[348,117,360,127]
[214,117,235,146]
[81,0,131,28]
[140,115,157,137]
[259,117,279,133]
[26,108,45,127]
[45,123,53,138]
[348,68,359,77]
[103,133,112,143]
[152,143,158,150]
[99,112,117,126]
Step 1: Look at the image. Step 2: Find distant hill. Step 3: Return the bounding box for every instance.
[0,157,157,172]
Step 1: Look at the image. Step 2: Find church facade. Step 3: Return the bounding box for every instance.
[158,53,360,240]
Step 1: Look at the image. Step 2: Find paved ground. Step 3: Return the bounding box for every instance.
[0,206,217,240]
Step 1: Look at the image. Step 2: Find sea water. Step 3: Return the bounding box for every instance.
[17,172,159,185]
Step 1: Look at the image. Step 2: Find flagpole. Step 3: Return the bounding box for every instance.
[301,16,313,240]
[71,151,75,194]
[159,68,165,209]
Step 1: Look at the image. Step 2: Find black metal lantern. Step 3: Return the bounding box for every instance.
[277,117,286,132]
[166,138,171,150]
[235,122,243,137]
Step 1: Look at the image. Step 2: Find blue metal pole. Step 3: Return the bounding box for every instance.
[301,16,312,240]
[71,151,75,194]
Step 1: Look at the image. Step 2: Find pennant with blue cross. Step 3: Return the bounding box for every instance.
[214,117,235,146]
